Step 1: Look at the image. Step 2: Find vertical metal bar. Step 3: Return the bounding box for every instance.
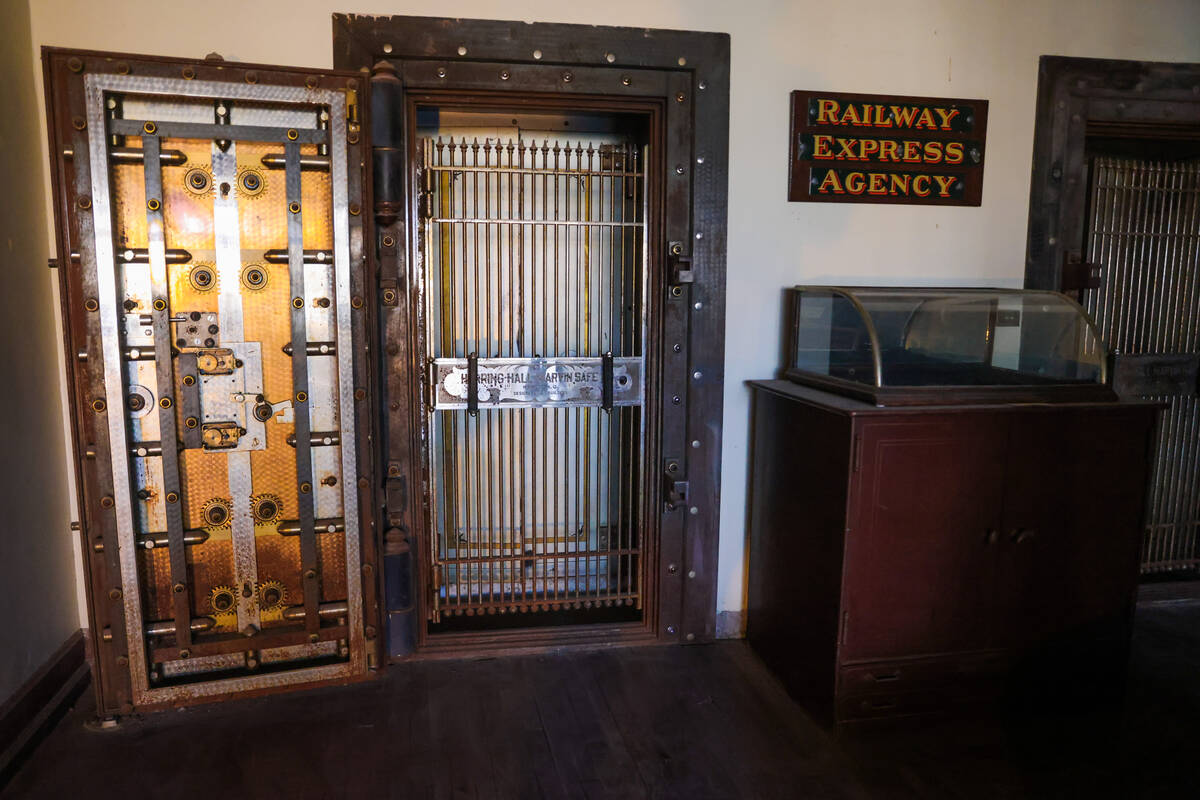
[142,134,191,649]
[212,143,261,633]
[285,141,320,634]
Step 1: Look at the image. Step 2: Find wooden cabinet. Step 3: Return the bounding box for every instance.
[746,381,1158,727]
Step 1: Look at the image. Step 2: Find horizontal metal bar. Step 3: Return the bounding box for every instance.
[438,595,640,616]
[277,518,345,536]
[281,341,336,356]
[109,118,326,144]
[263,249,333,264]
[110,146,187,165]
[261,153,331,170]
[430,217,644,227]
[281,601,349,621]
[436,548,641,567]
[93,529,211,552]
[130,442,162,457]
[145,616,217,637]
[425,164,642,178]
[118,247,191,265]
[286,431,342,447]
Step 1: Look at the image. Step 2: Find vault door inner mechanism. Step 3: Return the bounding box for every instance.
[420,115,648,625]
[1084,157,1200,573]
[76,70,368,703]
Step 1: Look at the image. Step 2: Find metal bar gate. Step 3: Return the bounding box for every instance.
[1083,157,1200,573]
[420,135,647,620]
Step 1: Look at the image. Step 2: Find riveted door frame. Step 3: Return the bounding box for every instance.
[1024,55,1200,291]
[333,14,730,655]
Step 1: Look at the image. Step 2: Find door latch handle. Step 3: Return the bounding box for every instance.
[668,241,693,285]
[663,458,688,510]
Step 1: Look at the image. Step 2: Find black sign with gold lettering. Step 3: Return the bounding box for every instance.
[788,90,988,206]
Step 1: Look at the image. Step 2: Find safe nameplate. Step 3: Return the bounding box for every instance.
[431,357,644,410]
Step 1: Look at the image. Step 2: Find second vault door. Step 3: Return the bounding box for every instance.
[420,114,648,627]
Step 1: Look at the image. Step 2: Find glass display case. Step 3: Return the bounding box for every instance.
[783,287,1114,405]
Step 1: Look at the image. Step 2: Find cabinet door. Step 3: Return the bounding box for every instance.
[842,416,1007,662]
[998,408,1153,650]
[43,49,379,714]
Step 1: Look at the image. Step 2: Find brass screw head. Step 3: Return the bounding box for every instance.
[182,374,195,386]
[165,492,179,504]
[147,198,161,211]
[304,569,317,580]
[292,296,304,309]
[100,495,114,508]
[299,482,312,494]
[72,116,86,130]
[67,57,83,73]
[309,633,320,643]
[108,588,122,600]
[159,397,172,409]
[353,388,366,401]
[244,70,258,84]
[349,203,361,216]
[351,296,364,309]
[91,398,107,412]
[179,649,190,659]
[295,391,308,403]
[289,201,301,214]
[116,62,130,75]
[153,298,166,310]
[286,128,299,141]
[143,121,157,134]
[185,416,198,429]
[84,298,99,311]
[173,582,185,593]
[381,234,395,247]
[77,196,92,210]
[182,66,195,80]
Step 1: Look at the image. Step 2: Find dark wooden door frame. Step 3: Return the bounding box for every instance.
[1024,55,1200,291]
[332,15,730,657]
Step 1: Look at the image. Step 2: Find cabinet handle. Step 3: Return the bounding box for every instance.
[869,671,901,683]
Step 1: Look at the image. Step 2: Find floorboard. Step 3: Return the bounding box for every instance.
[4,591,1200,799]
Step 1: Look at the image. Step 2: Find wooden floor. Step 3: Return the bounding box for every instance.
[5,591,1200,799]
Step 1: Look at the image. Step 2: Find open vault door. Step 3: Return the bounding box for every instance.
[44,50,381,715]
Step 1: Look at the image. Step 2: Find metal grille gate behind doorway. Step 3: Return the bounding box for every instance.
[421,135,647,621]
[1084,157,1200,573]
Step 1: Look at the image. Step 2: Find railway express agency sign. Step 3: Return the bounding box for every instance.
[788,90,988,206]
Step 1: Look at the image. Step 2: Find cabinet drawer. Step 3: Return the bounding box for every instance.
[839,653,1008,695]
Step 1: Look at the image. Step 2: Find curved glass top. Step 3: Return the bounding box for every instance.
[786,287,1108,392]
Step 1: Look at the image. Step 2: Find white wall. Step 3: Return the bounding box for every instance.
[0,0,81,704]
[25,0,1200,628]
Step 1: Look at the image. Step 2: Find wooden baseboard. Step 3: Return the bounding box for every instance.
[0,629,89,785]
